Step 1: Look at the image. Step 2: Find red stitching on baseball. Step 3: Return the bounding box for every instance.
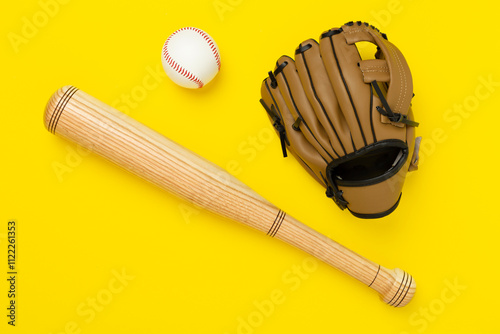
[163,28,204,88]
[189,27,221,70]
[162,27,221,87]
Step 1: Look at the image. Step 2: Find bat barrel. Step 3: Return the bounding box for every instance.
[44,85,283,234]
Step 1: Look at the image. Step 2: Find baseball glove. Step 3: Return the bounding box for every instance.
[260,21,421,219]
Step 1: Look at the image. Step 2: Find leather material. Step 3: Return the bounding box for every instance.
[260,22,419,218]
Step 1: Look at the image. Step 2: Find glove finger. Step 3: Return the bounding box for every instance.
[260,77,328,185]
[273,56,338,161]
[294,39,353,156]
[320,24,376,150]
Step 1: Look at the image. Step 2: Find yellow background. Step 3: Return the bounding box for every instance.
[1,0,499,333]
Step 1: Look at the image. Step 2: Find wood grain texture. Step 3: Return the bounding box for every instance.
[44,86,415,307]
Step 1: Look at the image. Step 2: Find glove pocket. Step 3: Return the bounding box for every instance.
[326,139,410,218]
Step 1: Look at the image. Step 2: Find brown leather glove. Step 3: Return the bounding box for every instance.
[260,21,421,219]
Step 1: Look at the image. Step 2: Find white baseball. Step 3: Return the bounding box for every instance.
[161,27,221,89]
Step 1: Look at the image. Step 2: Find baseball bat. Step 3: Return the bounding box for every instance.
[44,86,416,307]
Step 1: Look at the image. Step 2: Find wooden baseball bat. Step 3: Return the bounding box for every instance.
[44,86,415,307]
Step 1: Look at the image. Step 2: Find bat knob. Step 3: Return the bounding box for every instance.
[379,268,416,307]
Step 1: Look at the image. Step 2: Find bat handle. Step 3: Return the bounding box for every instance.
[275,214,416,307]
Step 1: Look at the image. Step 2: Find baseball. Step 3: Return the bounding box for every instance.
[161,27,221,89]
